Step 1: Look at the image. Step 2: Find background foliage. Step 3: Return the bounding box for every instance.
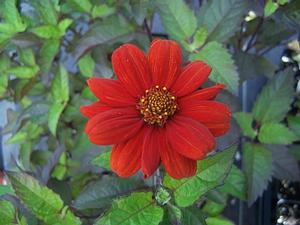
[0,0,300,224]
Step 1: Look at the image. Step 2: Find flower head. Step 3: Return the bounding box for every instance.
[80,39,230,179]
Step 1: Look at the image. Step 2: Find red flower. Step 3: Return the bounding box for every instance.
[80,39,230,179]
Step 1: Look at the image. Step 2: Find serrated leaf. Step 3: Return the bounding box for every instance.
[181,208,207,225]
[95,192,163,225]
[233,112,256,139]
[253,69,294,123]
[190,42,239,94]
[156,0,197,43]
[258,123,298,144]
[78,53,95,77]
[220,165,246,200]
[0,200,18,225]
[206,217,234,225]
[268,145,300,181]
[74,176,144,210]
[73,16,134,60]
[7,172,81,225]
[39,39,60,73]
[164,145,236,207]
[198,0,248,43]
[5,66,39,79]
[92,150,111,170]
[30,0,58,25]
[243,143,272,205]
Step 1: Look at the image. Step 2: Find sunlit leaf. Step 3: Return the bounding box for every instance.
[95,192,163,225]
[233,112,256,139]
[164,145,236,207]
[78,53,95,77]
[0,200,18,225]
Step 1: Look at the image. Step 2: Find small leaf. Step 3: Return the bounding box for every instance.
[39,39,60,73]
[268,145,300,181]
[156,0,197,42]
[78,53,95,77]
[164,145,236,207]
[5,66,39,79]
[202,200,225,217]
[264,0,279,17]
[243,143,273,205]
[287,115,300,138]
[233,112,256,139]
[198,0,248,43]
[189,27,208,51]
[18,48,36,66]
[253,69,294,123]
[7,172,81,225]
[94,192,163,225]
[190,42,239,94]
[91,4,116,19]
[73,176,143,210]
[31,25,61,39]
[206,217,234,225]
[0,185,15,196]
[92,150,111,170]
[68,0,92,13]
[258,123,298,144]
[30,0,58,25]
[0,200,18,225]
[58,18,73,34]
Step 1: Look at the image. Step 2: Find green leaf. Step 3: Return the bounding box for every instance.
[233,112,256,139]
[130,0,151,25]
[258,123,298,144]
[73,16,134,60]
[31,25,61,39]
[0,0,26,33]
[58,18,73,34]
[181,208,207,225]
[164,145,236,207]
[0,185,15,196]
[5,66,39,79]
[156,0,197,42]
[289,145,300,161]
[92,150,111,170]
[95,192,163,225]
[190,42,239,94]
[48,65,69,136]
[39,39,60,73]
[264,0,279,17]
[68,0,92,13]
[73,176,143,210]
[92,4,116,19]
[253,69,294,123]
[30,0,58,25]
[206,217,234,225]
[0,200,18,225]
[268,145,300,181]
[78,53,95,77]
[288,115,300,138]
[18,48,36,66]
[243,143,273,205]
[7,172,81,225]
[189,27,208,51]
[220,165,246,200]
[198,0,248,43]
[203,200,225,217]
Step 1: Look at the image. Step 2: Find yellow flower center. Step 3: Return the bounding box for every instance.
[138,85,177,126]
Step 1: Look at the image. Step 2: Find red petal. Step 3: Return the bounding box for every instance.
[87,78,136,107]
[161,134,197,179]
[110,127,147,177]
[148,39,182,88]
[171,61,211,97]
[85,107,143,145]
[179,100,231,137]
[166,116,215,160]
[80,101,111,118]
[141,127,161,178]
[180,84,225,102]
[112,44,152,96]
